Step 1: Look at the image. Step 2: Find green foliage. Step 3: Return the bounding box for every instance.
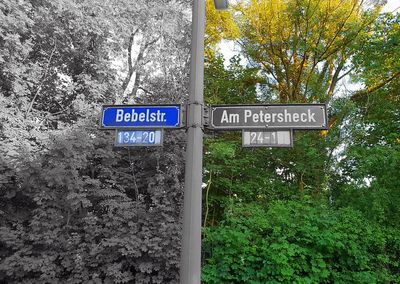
[351,13,400,88]
[203,43,340,228]
[203,52,335,226]
[204,54,261,104]
[203,200,399,283]
[331,13,400,227]
[202,7,400,284]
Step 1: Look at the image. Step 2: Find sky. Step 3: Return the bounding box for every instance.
[381,0,400,13]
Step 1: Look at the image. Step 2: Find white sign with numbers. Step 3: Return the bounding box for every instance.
[242,129,293,148]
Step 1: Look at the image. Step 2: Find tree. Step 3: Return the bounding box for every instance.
[202,3,400,282]
[235,0,381,103]
[202,0,375,201]
[332,12,400,227]
[114,0,190,103]
[351,12,400,101]
[205,0,239,55]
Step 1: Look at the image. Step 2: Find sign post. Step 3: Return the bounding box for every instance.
[180,1,205,283]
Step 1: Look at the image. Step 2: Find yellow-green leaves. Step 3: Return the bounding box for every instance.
[205,0,239,53]
[236,0,381,102]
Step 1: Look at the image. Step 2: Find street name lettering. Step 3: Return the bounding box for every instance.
[115,109,167,123]
[221,109,316,124]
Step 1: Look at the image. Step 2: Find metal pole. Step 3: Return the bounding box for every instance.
[180,0,205,283]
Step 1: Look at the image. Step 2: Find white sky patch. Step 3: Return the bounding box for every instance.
[218,39,245,67]
[334,76,364,98]
[110,54,126,81]
[57,72,73,88]
[381,0,399,13]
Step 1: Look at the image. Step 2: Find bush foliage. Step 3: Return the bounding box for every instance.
[203,201,400,283]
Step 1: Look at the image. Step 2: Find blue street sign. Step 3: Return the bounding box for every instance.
[100,105,181,129]
[115,129,163,147]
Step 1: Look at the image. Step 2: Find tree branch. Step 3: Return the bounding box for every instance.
[122,29,139,92]
[137,86,154,96]
[327,56,346,97]
[25,40,57,118]
[351,71,400,101]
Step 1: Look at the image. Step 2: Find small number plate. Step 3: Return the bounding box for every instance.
[242,129,293,148]
[115,129,163,147]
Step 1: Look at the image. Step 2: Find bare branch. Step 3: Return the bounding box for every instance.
[122,29,139,92]
[137,86,154,96]
[25,40,57,118]
[327,57,346,97]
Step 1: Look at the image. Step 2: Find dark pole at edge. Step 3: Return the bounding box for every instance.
[180,0,205,283]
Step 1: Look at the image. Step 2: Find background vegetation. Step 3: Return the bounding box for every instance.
[0,0,399,283]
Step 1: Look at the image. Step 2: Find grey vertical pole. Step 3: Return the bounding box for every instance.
[180,0,205,283]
